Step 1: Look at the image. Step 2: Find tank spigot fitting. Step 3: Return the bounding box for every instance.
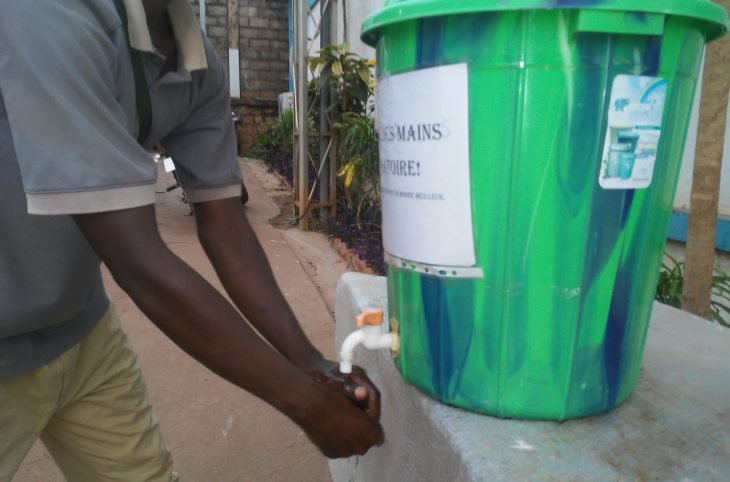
[339,309,399,374]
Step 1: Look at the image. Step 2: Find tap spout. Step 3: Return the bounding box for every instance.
[339,309,399,374]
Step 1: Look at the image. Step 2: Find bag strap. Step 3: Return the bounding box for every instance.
[112,0,152,144]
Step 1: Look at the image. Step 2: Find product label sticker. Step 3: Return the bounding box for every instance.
[376,63,475,267]
[599,75,667,190]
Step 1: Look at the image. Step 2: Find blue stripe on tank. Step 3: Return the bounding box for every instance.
[620,190,635,229]
[421,276,452,397]
[642,36,662,76]
[602,189,635,405]
[416,17,447,70]
[603,268,632,406]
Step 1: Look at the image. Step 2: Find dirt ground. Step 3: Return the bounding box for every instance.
[13,158,350,482]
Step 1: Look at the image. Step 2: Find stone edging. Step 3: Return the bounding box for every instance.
[331,238,377,276]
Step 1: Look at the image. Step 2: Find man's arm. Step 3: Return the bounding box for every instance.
[194,197,321,365]
[72,205,383,458]
[194,197,381,419]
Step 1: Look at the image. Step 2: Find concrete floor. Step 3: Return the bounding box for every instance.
[13,159,348,482]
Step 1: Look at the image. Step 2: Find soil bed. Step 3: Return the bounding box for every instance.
[256,148,385,276]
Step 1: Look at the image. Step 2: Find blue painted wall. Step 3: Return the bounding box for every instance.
[667,212,730,252]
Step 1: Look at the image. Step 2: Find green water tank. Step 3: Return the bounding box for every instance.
[363,0,727,420]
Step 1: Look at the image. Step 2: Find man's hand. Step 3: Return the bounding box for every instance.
[303,357,381,421]
[194,198,382,421]
[297,381,384,458]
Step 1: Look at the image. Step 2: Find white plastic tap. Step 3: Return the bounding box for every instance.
[339,309,399,374]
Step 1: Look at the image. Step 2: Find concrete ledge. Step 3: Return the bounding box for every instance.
[330,273,730,482]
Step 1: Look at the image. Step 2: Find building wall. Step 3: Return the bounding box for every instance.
[675,61,730,217]
[191,0,229,70]
[669,56,730,251]
[340,0,379,61]
[190,0,290,151]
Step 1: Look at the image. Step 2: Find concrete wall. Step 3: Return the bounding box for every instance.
[666,56,730,251]
[675,58,730,218]
[190,0,290,151]
[339,0,380,61]
[302,0,379,61]
[195,0,230,65]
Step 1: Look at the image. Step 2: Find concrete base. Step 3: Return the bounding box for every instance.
[330,273,730,482]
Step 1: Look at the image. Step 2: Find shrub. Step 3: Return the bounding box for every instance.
[252,44,385,273]
[655,253,730,327]
[251,108,295,185]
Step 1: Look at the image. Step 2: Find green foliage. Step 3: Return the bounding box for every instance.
[655,253,730,327]
[656,254,684,308]
[250,108,294,157]
[711,268,730,327]
[252,44,382,268]
[335,112,380,228]
[309,44,374,117]
[309,44,380,230]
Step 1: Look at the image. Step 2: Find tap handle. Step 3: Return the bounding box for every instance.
[356,309,384,328]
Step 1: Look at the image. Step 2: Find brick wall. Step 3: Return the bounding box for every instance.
[189,0,290,151]
[194,0,229,65]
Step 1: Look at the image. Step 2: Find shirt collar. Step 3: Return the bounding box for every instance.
[120,0,208,72]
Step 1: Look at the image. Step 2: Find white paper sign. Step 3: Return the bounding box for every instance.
[376,63,475,267]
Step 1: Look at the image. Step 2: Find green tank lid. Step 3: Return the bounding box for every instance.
[362,0,729,45]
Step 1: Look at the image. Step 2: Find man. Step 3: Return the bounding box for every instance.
[0,0,383,480]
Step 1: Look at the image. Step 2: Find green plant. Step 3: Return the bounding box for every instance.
[655,253,730,327]
[335,112,380,228]
[656,253,684,308]
[711,267,730,327]
[308,44,380,229]
[309,44,373,118]
[250,108,303,185]
[250,108,294,157]
[251,44,385,272]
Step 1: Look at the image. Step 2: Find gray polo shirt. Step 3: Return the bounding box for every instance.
[0,0,242,378]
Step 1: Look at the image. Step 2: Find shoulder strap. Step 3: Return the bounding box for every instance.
[112,0,152,144]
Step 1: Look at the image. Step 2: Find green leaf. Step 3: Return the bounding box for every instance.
[358,68,371,86]
[332,60,343,77]
[344,164,356,187]
[336,160,352,178]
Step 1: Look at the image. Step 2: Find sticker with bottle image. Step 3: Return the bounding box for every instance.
[599,75,666,190]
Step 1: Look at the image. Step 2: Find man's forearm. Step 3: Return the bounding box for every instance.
[73,204,384,458]
[73,207,317,422]
[194,198,323,367]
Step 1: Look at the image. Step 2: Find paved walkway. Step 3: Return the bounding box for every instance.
[15,159,347,482]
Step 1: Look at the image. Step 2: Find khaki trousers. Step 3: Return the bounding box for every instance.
[0,308,178,481]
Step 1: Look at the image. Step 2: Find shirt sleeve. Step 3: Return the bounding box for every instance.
[0,0,157,215]
[161,40,243,204]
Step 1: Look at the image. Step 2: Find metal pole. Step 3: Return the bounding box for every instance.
[341,0,348,48]
[319,0,333,220]
[329,0,339,215]
[295,0,310,228]
[199,0,206,34]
